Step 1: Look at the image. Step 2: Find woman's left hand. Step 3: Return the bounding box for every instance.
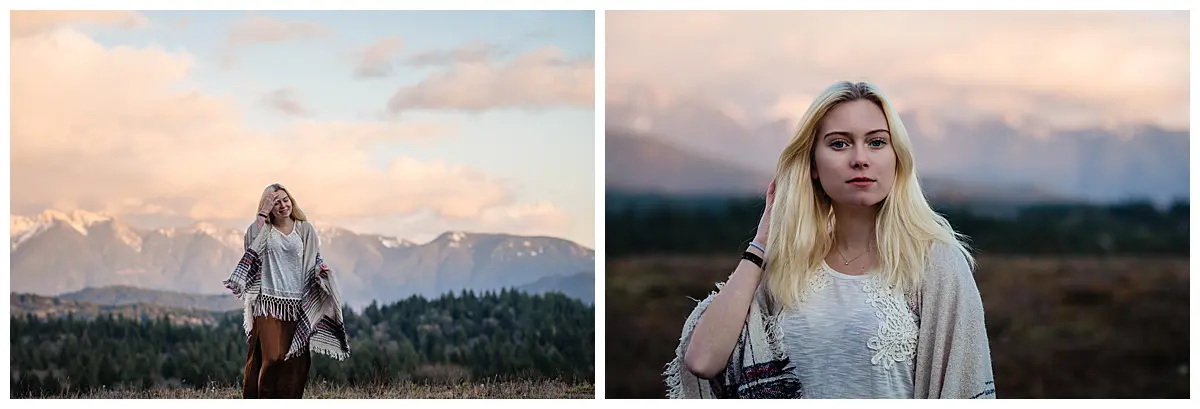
[318,263,330,278]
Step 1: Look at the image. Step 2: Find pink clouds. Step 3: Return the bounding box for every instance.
[387,46,594,114]
[404,41,508,67]
[334,201,572,247]
[219,13,331,67]
[225,12,330,45]
[11,10,148,37]
[10,23,570,240]
[606,11,1189,131]
[262,88,311,117]
[354,37,404,79]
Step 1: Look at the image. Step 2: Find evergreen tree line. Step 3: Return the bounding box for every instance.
[607,197,1189,257]
[10,289,594,398]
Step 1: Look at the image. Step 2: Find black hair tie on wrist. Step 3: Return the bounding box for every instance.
[741,251,764,269]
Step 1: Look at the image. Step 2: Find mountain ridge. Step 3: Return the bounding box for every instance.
[606,93,1189,204]
[606,129,1075,206]
[10,210,595,308]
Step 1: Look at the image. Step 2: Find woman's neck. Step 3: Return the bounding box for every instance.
[831,203,878,252]
[272,217,294,229]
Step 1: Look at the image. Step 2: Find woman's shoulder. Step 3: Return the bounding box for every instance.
[296,220,317,235]
[923,239,976,290]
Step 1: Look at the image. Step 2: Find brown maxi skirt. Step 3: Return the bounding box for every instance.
[243,315,312,398]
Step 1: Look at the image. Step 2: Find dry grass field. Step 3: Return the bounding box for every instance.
[38,379,594,399]
[605,254,1189,399]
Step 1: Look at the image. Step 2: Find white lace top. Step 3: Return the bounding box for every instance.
[779,261,919,398]
[261,223,306,300]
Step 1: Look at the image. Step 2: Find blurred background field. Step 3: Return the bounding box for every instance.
[609,199,1190,395]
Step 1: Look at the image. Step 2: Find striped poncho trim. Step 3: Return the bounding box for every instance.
[665,282,804,399]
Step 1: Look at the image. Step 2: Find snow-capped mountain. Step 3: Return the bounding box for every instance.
[157,221,245,250]
[9,210,595,307]
[11,209,142,251]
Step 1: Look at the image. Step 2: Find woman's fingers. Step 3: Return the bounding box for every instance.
[766,179,776,207]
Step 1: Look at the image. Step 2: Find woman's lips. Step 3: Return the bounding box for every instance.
[847,177,875,187]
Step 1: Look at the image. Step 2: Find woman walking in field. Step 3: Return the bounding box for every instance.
[224,183,350,398]
[667,81,995,399]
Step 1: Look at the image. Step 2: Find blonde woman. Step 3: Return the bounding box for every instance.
[224,183,350,398]
[666,81,995,399]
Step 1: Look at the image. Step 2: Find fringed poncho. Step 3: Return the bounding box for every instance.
[223,219,351,361]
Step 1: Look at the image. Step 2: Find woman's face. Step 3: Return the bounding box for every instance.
[271,190,293,220]
[811,99,897,208]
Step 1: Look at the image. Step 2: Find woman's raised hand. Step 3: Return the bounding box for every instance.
[260,191,279,216]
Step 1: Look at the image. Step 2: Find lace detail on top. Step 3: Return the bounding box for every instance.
[797,266,832,304]
[777,263,917,398]
[858,270,920,369]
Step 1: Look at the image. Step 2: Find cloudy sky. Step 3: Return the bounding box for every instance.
[607,10,1189,134]
[11,10,596,247]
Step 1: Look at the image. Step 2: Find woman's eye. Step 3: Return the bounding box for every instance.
[831,141,849,149]
[870,139,888,147]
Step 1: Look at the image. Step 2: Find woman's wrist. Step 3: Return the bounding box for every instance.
[752,233,767,245]
[740,251,765,269]
[748,240,766,253]
[741,243,766,270]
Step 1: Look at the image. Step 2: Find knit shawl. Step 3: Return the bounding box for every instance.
[665,280,804,398]
[665,241,996,399]
[223,219,350,361]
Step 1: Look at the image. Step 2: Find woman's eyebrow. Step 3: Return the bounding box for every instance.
[822,130,851,140]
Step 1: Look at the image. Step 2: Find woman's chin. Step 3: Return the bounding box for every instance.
[835,194,886,208]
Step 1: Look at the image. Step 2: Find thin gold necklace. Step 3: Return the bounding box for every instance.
[835,242,872,266]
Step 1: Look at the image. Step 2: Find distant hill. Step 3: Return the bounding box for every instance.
[10,292,235,326]
[13,279,597,324]
[58,286,242,311]
[517,272,595,305]
[606,129,1075,210]
[606,129,768,196]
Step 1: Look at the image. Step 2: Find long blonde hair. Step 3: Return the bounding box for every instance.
[257,183,308,224]
[765,81,974,310]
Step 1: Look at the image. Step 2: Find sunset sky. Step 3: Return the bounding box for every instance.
[607,10,1189,133]
[11,10,596,247]
[604,10,1190,204]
